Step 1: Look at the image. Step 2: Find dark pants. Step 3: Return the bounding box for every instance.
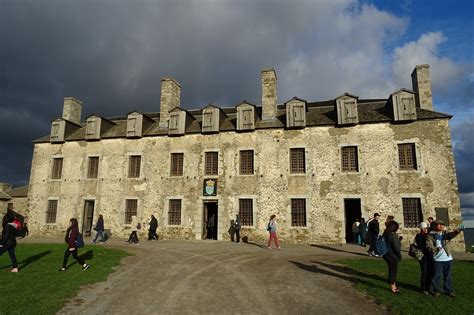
[0,247,17,268]
[369,233,378,253]
[235,230,240,243]
[360,234,366,246]
[93,230,105,242]
[127,231,139,243]
[432,261,453,294]
[230,232,235,242]
[148,228,158,240]
[383,253,399,285]
[418,256,433,291]
[62,248,84,268]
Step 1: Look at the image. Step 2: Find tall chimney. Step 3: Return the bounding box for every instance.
[261,68,277,120]
[160,77,181,127]
[62,97,83,124]
[411,64,433,111]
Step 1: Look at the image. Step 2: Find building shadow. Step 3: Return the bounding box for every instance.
[66,250,94,269]
[310,244,368,257]
[0,250,52,270]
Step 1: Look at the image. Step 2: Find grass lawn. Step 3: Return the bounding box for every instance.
[339,257,474,315]
[0,243,130,314]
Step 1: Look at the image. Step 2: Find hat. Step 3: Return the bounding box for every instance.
[419,222,428,229]
[374,213,380,218]
[433,219,445,225]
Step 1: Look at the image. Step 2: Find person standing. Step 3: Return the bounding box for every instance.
[427,217,435,231]
[359,218,367,247]
[207,214,216,240]
[148,215,159,241]
[0,216,19,273]
[368,213,381,256]
[60,218,90,271]
[351,219,360,244]
[267,214,281,250]
[228,220,236,242]
[91,215,105,243]
[426,220,462,298]
[234,215,242,243]
[382,220,402,293]
[414,222,433,295]
[126,215,140,245]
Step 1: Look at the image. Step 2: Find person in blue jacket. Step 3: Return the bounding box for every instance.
[0,216,19,273]
[92,215,105,243]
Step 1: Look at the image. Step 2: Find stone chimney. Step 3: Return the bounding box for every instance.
[62,97,83,124]
[0,182,12,192]
[411,64,433,111]
[261,68,277,120]
[160,77,181,127]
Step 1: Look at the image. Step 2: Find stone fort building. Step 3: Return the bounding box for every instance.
[25,65,463,247]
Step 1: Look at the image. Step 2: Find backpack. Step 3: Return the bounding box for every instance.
[267,222,272,232]
[76,232,85,248]
[12,216,24,237]
[376,235,390,256]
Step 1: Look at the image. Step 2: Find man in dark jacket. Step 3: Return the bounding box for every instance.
[234,215,242,243]
[0,216,19,272]
[368,213,381,257]
[148,215,159,241]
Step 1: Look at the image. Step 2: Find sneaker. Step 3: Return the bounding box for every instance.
[90,240,95,243]
[277,247,281,250]
[423,290,430,296]
[82,264,90,271]
[367,251,373,256]
[59,268,66,272]
[373,254,380,257]
[433,292,441,298]
[447,292,456,298]
[11,268,19,273]
[268,246,272,250]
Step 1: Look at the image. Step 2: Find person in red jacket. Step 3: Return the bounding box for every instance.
[0,216,19,272]
[59,218,90,271]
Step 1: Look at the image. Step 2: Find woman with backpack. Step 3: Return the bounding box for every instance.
[267,214,281,250]
[60,218,90,271]
[0,216,19,273]
[382,220,402,293]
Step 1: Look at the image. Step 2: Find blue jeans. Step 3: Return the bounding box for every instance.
[93,230,105,242]
[432,261,453,294]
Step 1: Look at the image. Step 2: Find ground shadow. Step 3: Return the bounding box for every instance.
[0,250,52,270]
[65,250,94,269]
[245,241,268,249]
[310,244,369,257]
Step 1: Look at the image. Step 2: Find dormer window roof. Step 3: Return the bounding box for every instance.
[126,111,154,138]
[168,107,195,136]
[285,97,307,128]
[389,88,417,121]
[335,93,359,125]
[202,104,226,133]
[236,101,257,131]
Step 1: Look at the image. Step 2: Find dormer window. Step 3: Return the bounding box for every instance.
[85,116,100,140]
[168,108,194,136]
[236,102,256,131]
[169,111,181,133]
[336,93,359,125]
[202,106,221,133]
[390,89,417,121]
[50,119,65,143]
[126,112,153,138]
[286,98,306,128]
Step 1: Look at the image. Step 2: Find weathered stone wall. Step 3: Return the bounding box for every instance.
[26,118,463,250]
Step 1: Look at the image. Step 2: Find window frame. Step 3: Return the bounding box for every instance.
[124,199,138,224]
[87,156,100,179]
[289,148,306,174]
[51,157,64,180]
[168,199,182,226]
[398,143,418,171]
[402,197,423,228]
[341,146,359,172]
[170,153,184,177]
[46,199,58,224]
[128,155,142,178]
[291,198,307,227]
[239,198,254,226]
[204,151,219,176]
[239,150,254,175]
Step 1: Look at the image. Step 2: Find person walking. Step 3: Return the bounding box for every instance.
[234,215,242,243]
[126,216,140,245]
[381,220,402,293]
[351,219,360,244]
[0,216,20,273]
[368,213,381,256]
[228,220,236,242]
[91,215,105,243]
[60,218,90,271]
[267,214,281,250]
[426,220,463,298]
[359,218,367,247]
[148,215,159,241]
[414,222,433,295]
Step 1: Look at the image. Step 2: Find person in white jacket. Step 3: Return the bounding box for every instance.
[126,216,140,245]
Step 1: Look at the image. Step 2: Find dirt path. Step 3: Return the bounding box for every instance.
[50,240,389,315]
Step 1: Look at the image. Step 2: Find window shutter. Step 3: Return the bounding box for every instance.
[242,109,253,129]
[127,117,137,136]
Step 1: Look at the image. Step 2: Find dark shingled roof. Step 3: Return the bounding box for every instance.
[0,191,11,200]
[7,185,28,198]
[33,99,452,143]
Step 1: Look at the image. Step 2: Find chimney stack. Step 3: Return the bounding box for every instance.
[160,77,181,127]
[411,64,433,111]
[261,68,277,120]
[0,182,12,192]
[62,97,83,124]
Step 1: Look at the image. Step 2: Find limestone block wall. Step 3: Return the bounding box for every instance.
[26,118,463,249]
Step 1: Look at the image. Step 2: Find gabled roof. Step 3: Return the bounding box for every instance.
[391,88,415,95]
[0,191,11,200]
[7,185,28,198]
[235,101,257,108]
[336,92,359,99]
[284,96,307,104]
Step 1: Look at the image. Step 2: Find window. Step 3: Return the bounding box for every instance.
[168,199,182,225]
[205,152,218,175]
[291,198,306,227]
[87,157,99,179]
[341,146,358,172]
[402,198,423,228]
[170,153,184,176]
[239,199,253,226]
[51,158,63,179]
[290,148,305,173]
[128,155,141,178]
[125,199,138,224]
[46,200,58,223]
[240,150,254,175]
[398,143,417,170]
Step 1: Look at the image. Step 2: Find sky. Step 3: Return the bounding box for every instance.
[1,0,473,219]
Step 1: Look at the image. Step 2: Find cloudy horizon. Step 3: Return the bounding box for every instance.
[1,0,473,217]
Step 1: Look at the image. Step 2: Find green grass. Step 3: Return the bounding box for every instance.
[0,243,130,314]
[339,257,474,315]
